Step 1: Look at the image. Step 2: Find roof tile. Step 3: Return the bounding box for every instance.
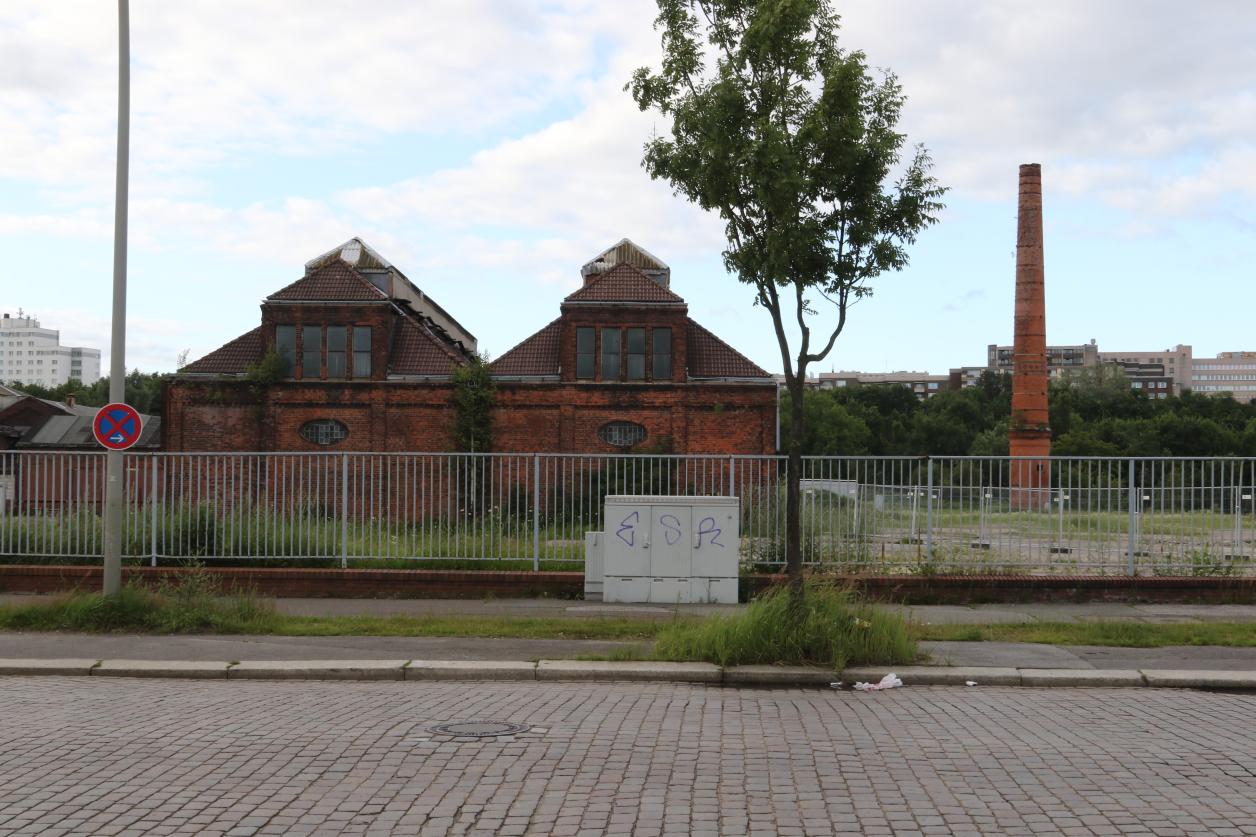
[266,260,387,302]
[181,327,265,375]
[490,319,561,377]
[390,316,466,377]
[564,264,685,305]
[686,319,770,379]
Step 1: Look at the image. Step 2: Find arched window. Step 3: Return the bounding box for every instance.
[299,419,349,446]
[598,421,647,448]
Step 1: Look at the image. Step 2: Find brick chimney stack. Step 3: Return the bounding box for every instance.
[1009,163,1051,506]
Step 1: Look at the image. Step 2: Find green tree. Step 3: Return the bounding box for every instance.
[627,0,945,587]
[451,354,496,453]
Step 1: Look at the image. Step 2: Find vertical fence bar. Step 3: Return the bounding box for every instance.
[532,453,541,571]
[340,453,349,569]
[149,454,158,567]
[1127,458,1137,575]
[925,457,934,562]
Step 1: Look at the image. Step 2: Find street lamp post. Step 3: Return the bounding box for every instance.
[103,0,130,596]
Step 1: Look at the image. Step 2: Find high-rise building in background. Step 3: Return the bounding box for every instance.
[0,312,102,389]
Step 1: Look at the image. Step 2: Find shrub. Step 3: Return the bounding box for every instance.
[652,580,916,670]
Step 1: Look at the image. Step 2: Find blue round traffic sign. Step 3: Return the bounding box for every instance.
[93,403,143,451]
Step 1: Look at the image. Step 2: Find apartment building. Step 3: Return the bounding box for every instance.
[1192,352,1256,399]
[1098,344,1192,392]
[0,312,102,389]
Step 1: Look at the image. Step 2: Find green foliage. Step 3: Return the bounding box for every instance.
[6,370,168,416]
[789,366,1256,458]
[652,580,916,669]
[0,570,277,633]
[452,354,496,453]
[629,0,944,582]
[244,347,285,387]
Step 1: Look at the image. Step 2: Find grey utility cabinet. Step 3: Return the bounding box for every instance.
[600,495,739,604]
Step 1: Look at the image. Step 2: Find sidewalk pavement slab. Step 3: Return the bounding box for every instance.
[723,665,836,687]
[1141,669,1256,690]
[0,658,98,676]
[94,660,230,679]
[228,660,408,681]
[1019,668,1146,687]
[537,659,721,683]
[843,665,1022,686]
[405,660,536,681]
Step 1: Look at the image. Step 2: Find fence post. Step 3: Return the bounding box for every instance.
[1127,458,1137,575]
[340,453,349,570]
[532,454,541,571]
[149,454,158,567]
[925,457,934,561]
[728,456,735,497]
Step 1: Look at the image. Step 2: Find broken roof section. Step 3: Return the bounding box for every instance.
[580,238,671,288]
[301,237,476,353]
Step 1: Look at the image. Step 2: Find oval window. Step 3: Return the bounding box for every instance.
[299,419,349,446]
[598,420,647,448]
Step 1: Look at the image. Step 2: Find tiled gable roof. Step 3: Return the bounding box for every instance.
[181,327,264,375]
[390,315,466,377]
[687,319,770,379]
[490,319,561,377]
[563,264,685,305]
[266,260,387,302]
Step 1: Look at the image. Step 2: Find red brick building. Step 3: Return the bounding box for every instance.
[164,238,777,455]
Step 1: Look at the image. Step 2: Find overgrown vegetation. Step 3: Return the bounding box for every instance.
[650,581,916,669]
[5,370,169,415]
[452,354,496,453]
[791,368,1256,458]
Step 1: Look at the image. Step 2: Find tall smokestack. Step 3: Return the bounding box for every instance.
[1009,163,1050,505]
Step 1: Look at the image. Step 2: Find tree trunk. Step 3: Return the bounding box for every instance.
[785,377,806,608]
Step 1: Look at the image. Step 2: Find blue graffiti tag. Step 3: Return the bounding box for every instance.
[616,511,639,547]
[695,516,725,549]
[659,514,682,545]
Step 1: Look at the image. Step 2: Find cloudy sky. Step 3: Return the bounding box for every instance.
[2,1,1254,377]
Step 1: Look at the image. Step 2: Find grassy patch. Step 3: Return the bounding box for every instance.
[648,581,916,670]
[917,621,1256,648]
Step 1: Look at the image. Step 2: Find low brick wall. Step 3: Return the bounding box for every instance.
[2,565,1255,603]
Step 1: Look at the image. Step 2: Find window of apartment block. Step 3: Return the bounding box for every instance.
[353,326,372,377]
[576,328,595,379]
[301,326,322,378]
[625,328,646,381]
[653,328,672,379]
[601,328,621,380]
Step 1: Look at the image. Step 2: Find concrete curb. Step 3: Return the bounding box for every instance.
[0,659,1254,689]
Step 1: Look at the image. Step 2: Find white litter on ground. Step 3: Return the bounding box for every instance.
[829,681,843,689]
[966,680,978,687]
[852,673,903,691]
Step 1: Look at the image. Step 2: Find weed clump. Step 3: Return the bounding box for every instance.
[652,580,916,670]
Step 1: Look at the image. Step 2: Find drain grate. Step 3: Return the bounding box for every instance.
[429,720,531,738]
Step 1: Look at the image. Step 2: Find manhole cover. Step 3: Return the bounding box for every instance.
[429,721,531,738]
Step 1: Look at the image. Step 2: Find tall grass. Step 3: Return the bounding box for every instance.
[652,581,916,669]
[0,565,278,633]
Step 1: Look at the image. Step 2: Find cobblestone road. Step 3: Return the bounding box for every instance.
[2,679,1255,836]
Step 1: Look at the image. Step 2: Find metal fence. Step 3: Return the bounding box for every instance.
[1,451,1253,576]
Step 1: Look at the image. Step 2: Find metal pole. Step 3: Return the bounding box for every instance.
[1127,458,1136,575]
[102,0,130,596]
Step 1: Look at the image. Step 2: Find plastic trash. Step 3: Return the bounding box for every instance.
[965,680,978,687]
[852,673,903,691]
[829,681,843,689]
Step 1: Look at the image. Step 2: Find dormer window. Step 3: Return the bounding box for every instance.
[575,326,672,382]
[274,324,372,380]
